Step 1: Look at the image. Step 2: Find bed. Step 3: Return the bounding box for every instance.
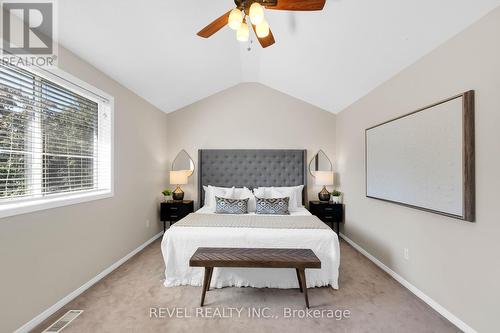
[161,149,340,289]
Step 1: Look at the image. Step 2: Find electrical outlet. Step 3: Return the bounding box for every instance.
[404,248,410,260]
[146,219,150,228]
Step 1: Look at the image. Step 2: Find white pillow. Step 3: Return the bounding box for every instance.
[274,185,304,206]
[234,187,256,212]
[254,185,304,207]
[203,185,210,206]
[233,187,247,198]
[205,185,235,211]
[270,187,299,212]
[253,187,266,198]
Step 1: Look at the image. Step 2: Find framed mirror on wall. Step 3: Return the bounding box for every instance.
[170,150,195,200]
[308,149,332,177]
[172,149,195,176]
[309,150,336,202]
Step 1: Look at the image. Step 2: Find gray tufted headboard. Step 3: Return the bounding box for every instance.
[198,149,308,207]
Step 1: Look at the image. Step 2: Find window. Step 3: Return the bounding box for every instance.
[0,61,112,217]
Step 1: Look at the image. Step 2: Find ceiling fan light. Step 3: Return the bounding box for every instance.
[256,20,270,38]
[228,8,243,30]
[236,21,249,42]
[249,2,264,25]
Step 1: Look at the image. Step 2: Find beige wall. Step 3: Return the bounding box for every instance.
[166,83,336,206]
[0,47,169,332]
[336,7,500,333]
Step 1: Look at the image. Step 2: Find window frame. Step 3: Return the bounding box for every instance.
[0,63,114,219]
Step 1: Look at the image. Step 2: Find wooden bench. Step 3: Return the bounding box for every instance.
[189,247,321,308]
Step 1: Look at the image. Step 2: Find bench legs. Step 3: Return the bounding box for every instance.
[200,267,310,308]
[200,267,213,307]
[297,268,309,308]
[207,267,214,291]
[296,269,303,293]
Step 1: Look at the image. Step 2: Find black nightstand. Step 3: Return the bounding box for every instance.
[160,200,194,232]
[308,201,343,234]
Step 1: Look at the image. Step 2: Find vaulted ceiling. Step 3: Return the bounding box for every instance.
[59,0,500,114]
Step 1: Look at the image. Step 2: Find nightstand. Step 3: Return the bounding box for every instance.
[308,201,343,234]
[160,200,194,232]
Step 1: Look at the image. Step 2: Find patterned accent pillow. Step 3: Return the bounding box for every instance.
[255,197,290,215]
[215,196,249,214]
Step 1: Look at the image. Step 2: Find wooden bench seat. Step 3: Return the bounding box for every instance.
[189,247,321,308]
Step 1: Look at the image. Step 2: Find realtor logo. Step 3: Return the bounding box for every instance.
[1,0,57,66]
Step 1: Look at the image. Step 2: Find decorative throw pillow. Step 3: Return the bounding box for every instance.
[255,197,290,215]
[252,188,297,212]
[215,196,249,214]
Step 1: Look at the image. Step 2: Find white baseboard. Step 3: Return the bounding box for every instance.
[339,233,476,333]
[14,231,164,333]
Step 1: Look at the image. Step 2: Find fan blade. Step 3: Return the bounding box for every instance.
[197,10,231,38]
[252,24,275,48]
[267,0,326,11]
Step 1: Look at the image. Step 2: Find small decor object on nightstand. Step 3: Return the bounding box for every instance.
[162,189,172,202]
[315,171,334,202]
[330,190,343,204]
[170,171,188,201]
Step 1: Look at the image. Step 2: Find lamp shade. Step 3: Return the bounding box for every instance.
[249,2,264,25]
[228,8,243,30]
[315,171,334,186]
[236,21,249,42]
[256,20,269,38]
[170,170,188,185]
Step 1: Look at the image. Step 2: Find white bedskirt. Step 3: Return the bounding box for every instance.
[161,218,340,289]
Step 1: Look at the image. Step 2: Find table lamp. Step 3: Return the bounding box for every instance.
[170,170,188,201]
[315,171,334,202]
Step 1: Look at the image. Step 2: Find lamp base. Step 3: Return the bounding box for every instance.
[318,186,331,202]
[172,186,184,201]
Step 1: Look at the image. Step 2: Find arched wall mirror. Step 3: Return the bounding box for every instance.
[172,149,195,176]
[308,150,333,177]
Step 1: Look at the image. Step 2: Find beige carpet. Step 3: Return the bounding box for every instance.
[32,238,459,333]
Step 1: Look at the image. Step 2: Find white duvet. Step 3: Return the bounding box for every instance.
[161,207,340,289]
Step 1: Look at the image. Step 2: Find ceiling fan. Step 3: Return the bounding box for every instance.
[197,0,326,48]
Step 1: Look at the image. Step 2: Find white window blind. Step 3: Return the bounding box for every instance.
[0,61,111,207]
